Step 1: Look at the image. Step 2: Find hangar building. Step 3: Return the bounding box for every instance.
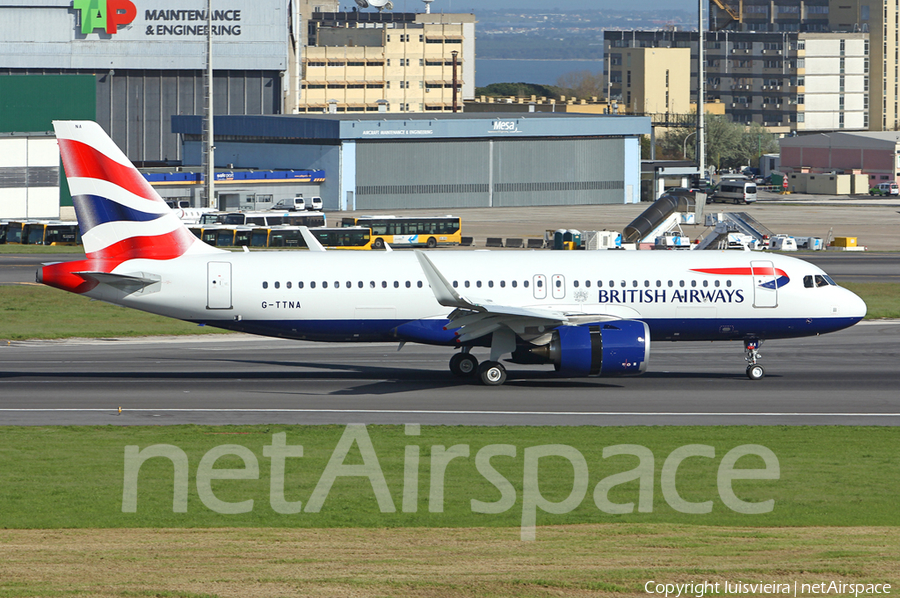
[173,112,650,211]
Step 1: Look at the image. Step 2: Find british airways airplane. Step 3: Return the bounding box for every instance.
[39,121,867,386]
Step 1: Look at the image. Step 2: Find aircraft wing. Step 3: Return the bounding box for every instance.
[415,251,619,343]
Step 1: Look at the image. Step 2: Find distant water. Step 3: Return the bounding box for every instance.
[476,58,605,88]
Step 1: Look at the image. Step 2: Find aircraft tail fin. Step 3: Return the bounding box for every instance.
[53,120,220,264]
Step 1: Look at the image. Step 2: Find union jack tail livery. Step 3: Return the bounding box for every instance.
[41,121,220,294]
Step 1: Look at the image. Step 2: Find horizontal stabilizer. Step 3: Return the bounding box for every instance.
[73,271,159,289]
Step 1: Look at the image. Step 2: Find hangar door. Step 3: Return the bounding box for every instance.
[491,137,625,207]
[355,140,491,210]
[354,137,627,210]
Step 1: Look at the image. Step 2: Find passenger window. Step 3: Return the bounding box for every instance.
[465,281,470,288]
[382,281,387,288]
[632,280,638,287]
[714,280,720,287]
[453,281,458,288]
[702,280,708,287]
[524,280,529,288]
[691,280,697,287]
[679,280,685,287]
[417,281,423,288]
[573,280,579,288]
[500,280,506,288]
[488,281,494,288]
[298,281,304,289]
[334,281,339,288]
[346,281,351,289]
[274,281,280,289]
[311,281,316,289]
[287,282,292,289]
[644,280,650,287]
[512,280,518,288]
[555,280,561,288]
[656,280,661,287]
[537,280,543,288]
[668,280,673,287]
[620,280,626,287]
[477,281,482,288]
[370,281,376,288]
[358,281,363,288]
[394,281,399,288]
[262,281,268,289]
[726,280,732,287]
[322,281,328,289]
[586,280,591,288]
[405,281,411,288]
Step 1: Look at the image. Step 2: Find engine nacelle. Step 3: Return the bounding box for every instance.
[512,320,650,377]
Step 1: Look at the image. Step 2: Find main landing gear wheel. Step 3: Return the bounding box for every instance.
[449,353,478,377]
[746,364,765,380]
[478,361,507,386]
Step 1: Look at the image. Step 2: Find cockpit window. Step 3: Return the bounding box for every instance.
[805,274,837,288]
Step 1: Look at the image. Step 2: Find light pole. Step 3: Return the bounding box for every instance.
[683,131,697,159]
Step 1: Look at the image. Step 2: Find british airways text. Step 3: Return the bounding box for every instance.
[598,289,745,304]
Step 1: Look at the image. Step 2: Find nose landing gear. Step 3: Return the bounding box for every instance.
[744,339,765,380]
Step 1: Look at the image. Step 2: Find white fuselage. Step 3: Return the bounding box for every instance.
[89,249,866,345]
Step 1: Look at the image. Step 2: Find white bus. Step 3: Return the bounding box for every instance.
[711,180,758,204]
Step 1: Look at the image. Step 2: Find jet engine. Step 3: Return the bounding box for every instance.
[510,320,650,377]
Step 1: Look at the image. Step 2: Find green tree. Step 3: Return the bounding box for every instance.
[734,122,780,169]
[475,82,562,99]
[655,115,770,171]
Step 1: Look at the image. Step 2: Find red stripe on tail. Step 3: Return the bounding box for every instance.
[58,138,162,203]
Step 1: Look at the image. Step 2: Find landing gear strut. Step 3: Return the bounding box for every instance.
[744,339,765,380]
[449,348,478,378]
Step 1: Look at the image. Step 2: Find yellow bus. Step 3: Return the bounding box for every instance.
[310,226,372,250]
[340,215,461,249]
[4,221,81,245]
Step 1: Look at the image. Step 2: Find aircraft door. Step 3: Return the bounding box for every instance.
[533,274,547,299]
[207,261,232,309]
[750,260,777,308]
[551,274,566,299]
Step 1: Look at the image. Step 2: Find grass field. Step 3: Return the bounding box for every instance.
[1,425,897,529]
[1,282,896,342]
[0,425,897,597]
[0,285,229,340]
[1,525,896,598]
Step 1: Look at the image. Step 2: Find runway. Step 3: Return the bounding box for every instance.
[2,320,898,426]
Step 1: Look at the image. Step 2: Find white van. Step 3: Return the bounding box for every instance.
[273,196,305,211]
[306,196,323,211]
[711,180,758,204]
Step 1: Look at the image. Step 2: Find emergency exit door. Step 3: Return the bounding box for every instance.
[207,262,232,309]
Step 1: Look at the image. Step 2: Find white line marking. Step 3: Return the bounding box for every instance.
[0,409,898,417]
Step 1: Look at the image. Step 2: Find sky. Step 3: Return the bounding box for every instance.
[343,0,696,14]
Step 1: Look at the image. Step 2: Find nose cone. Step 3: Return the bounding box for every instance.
[844,287,868,321]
